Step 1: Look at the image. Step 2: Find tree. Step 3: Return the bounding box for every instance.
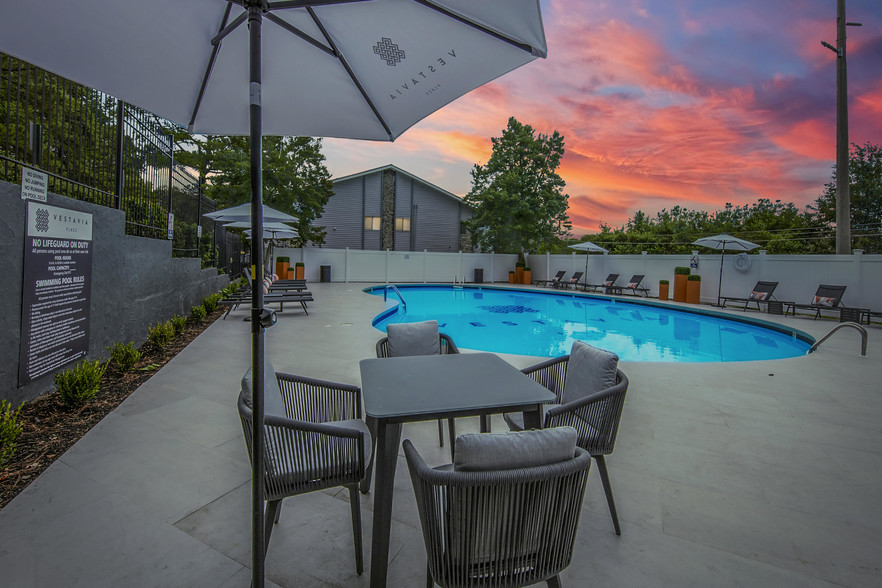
[464,117,571,254]
[170,133,334,246]
[809,142,882,253]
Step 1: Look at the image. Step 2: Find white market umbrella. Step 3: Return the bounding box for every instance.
[205,202,297,223]
[693,234,760,306]
[227,221,299,272]
[0,2,548,583]
[568,241,608,284]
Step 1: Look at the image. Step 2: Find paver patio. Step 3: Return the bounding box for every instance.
[1,282,880,587]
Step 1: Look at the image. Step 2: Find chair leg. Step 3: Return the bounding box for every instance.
[274,501,283,524]
[594,455,621,535]
[448,418,457,462]
[264,499,282,551]
[546,575,562,588]
[347,485,364,575]
[426,562,434,588]
[437,419,444,447]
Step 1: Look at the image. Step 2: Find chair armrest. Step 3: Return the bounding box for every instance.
[522,355,569,400]
[440,333,460,354]
[275,371,362,422]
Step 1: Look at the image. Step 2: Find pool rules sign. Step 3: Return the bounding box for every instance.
[19,201,93,384]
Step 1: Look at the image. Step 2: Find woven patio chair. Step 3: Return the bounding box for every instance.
[504,341,629,535]
[377,320,460,459]
[238,363,371,574]
[404,427,593,588]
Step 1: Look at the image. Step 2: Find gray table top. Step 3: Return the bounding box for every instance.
[360,353,555,421]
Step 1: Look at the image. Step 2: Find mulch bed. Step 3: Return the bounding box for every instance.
[0,309,225,510]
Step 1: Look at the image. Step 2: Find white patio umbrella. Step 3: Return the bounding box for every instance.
[568,241,608,284]
[226,221,299,272]
[693,234,760,306]
[205,202,297,223]
[1,1,547,583]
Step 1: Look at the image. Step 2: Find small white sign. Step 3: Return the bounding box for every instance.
[197,225,202,238]
[167,213,174,240]
[21,168,48,202]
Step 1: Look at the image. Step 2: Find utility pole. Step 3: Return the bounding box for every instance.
[822,0,861,254]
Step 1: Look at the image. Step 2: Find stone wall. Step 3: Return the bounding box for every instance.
[1,180,229,405]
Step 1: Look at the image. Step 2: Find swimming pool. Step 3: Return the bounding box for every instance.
[368,285,813,362]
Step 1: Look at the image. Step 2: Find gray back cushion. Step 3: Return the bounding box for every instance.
[560,341,618,405]
[453,426,578,471]
[386,320,441,357]
[241,360,287,418]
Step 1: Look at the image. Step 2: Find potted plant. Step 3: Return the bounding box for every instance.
[515,261,525,284]
[658,279,669,301]
[294,261,305,280]
[275,256,290,280]
[522,266,532,284]
[673,266,690,302]
[686,274,701,304]
[508,270,516,284]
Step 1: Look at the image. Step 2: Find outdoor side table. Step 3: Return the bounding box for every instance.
[359,353,556,588]
[766,300,786,315]
[839,306,870,324]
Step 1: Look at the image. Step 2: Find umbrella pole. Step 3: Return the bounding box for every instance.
[248,4,266,586]
[717,251,724,306]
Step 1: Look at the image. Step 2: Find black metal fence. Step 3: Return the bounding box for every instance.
[1,52,232,269]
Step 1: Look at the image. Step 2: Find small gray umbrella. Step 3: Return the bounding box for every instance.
[205,203,297,223]
[692,234,760,306]
[568,241,608,284]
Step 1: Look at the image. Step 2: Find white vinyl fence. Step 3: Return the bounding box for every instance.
[274,247,882,310]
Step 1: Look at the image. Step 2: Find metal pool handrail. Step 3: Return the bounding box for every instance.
[383,284,407,311]
[807,321,867,356]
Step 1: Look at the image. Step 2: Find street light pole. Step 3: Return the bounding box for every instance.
[822,0,861,254]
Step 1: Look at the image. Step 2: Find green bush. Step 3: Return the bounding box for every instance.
[687,274,702,281]
[55,359,106,407]
[108,342,142,372]
[515,261,526,268]
[659,279,670,285]
[190,304,207,323]
[295,261,304,268]
[203,293,221,314]
[1,399,23,466]
[276,256,290,263]
[147,321,175,350]
[170,315,187,336]
[524,267,531,271]
[674,266,691,275]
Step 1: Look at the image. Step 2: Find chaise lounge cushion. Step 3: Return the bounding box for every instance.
[386,320,441,357]
[560,341,619,405]
[453,426,578,471]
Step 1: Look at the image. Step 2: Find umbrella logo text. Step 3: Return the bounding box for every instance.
[373,37,406,66]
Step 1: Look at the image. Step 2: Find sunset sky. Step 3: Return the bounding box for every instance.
[321,0,882,236]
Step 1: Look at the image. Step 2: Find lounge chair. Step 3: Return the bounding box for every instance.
[404,427,593,588]
[585,273,619,293]
[720,280,778,311]
[536,270,566,288]
[619,274,650,297]
[785,284,847,319]
[559,270,584,289]
[222,275,313,318]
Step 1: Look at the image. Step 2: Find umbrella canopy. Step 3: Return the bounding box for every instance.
[692,234,760,306]
[1,3,547,584]
[205,203,297,223]
[568,241,608,283]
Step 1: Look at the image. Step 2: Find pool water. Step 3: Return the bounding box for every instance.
[369,285,812,362]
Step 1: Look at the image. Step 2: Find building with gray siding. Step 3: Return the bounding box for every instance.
[317,165,473,252]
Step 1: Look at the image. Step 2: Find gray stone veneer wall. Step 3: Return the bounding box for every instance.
[1,180,229,405]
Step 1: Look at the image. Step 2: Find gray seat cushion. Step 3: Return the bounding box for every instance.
[453,426,578,471]
[503,404,560,430]
[386,320,441,357]
[560,341,618,405]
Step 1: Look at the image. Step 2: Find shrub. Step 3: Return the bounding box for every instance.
[687,274,702,281]
[170,315,187,336]
[147,321,175,350]
[276,256,290,263]
[515,261,526,268]
[295,261,304,268]
[190,304,207,324]
[108,342,142,372]
[659,279,670,285]
[524,267,531,271]
[203,293,221,314]
[1,399,23,466]
[55,359,106,407]
[674,266,691,275]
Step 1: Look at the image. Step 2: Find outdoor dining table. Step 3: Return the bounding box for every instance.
[359,352,557,587]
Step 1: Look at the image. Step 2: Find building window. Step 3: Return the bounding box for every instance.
[364,216,381,230]
[395,217,411,232]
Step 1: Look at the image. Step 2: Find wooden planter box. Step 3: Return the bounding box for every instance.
[295,265,305,280]
[522,270,532,284]
[508,273,516,284]
[515,267,524,283]
[275,262,289,280]
[658,283,669,301]
[686,280,701,304]
[673,274,688,302]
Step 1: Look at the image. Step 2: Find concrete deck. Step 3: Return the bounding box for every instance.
[1,282,880,587]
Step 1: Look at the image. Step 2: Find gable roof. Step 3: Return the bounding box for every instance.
[332,164,471,209]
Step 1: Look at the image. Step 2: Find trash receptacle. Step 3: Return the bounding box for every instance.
[320,265,331,283]
[474,268,483,284]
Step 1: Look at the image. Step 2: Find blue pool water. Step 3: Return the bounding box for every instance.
[368,285,813,362]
